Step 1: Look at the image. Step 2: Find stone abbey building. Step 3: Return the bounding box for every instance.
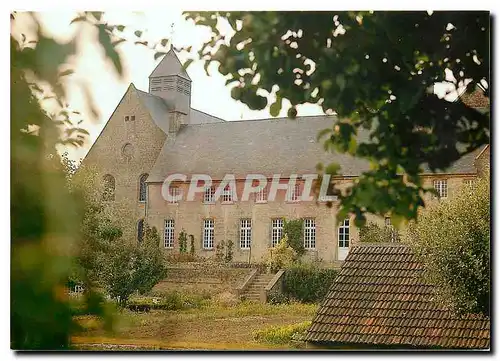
[83,49,490,263]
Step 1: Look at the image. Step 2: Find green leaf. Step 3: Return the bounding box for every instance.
[59,69,74,77]
[70,15,86,25]
[316,128,332,141]
[269,96,282,117]
[161,38,168,47]
[154,52,166,60]
[97,24,123,76]
[287,106,297,119]
[182,58,194,70]
[134,30,143,38]
[116,25,125,32]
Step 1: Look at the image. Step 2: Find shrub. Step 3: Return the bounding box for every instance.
[189,234,195,256]
[178,230,188,253]
[266,235,297,273]
[267,291,290,305]
[359,222,400,243]
[283,263,338,303]
[283,219,305,257]
[404,176,490,316]
[253,321,311,344]
[215,240,225,262]
[225,240,234,263]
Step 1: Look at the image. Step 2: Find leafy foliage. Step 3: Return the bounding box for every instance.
[359,221,400,243]
[184,11,489,225]
[101,223,167,305]
[215,240,225,262]
[225,240,234,263]
[267,291,291,305]
[282,219,305,257]
[10,11,128,349]
[189,234,195,256]
[266,235,297,273]
[253,321,311,344]
[178,229,188,253]
[403,176,490,316]
[283,263,338,303]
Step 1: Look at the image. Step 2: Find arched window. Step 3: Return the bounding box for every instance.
[139,173,149,202]
[103,174,115,201]
[137,219,144,243]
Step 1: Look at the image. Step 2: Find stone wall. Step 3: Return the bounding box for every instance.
[150,263,251,296]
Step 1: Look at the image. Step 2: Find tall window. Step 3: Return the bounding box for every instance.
[203,219,214,249]
[139,173,148,202]
[137,219,144,243]
[222,184,233,203]
[169,186,180,203]
[304,218,316,249]
[103,174,115,201]
[256,186,267,203]
[338,219,350,248]
[286,183,300,202]
[240,219,252,249]
[271,218,284,247]
[164,219,175,248]
[433,179,448,198]
[204,186,215,204]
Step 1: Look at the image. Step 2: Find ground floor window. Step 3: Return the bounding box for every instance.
[203,219,214,249]
[164,219,175,248]
[303,218,316,249]
[271,218,284,247]
[433,179,448,198]
[240,219,252,249]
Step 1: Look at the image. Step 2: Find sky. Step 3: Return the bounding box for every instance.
[17,11,324,162]
[14,10,469,162]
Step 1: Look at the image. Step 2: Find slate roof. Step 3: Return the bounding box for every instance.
[147,116,482,182]
[136,88,171,134]
[149,48,191,80]
[305,243,490,349]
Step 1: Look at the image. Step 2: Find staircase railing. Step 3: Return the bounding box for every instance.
[263,269,285,303]
[235,268,258,298]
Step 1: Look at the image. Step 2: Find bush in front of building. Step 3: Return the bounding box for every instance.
[283,263,338,303]
[266,235,297,273]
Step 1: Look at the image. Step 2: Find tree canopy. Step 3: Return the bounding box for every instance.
[183,11,490,225]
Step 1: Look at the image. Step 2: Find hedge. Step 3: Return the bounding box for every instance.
[283,264,338,303]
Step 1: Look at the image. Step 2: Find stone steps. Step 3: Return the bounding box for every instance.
[241,272,276,303]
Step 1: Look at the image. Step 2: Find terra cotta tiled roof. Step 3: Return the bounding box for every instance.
[305,243,490,349]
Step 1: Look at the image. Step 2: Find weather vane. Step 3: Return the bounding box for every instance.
[170,23,175,50]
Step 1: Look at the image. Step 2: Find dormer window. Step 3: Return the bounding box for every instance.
[131,115,135,121]
[124,116,129,121]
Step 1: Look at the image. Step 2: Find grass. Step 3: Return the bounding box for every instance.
[253,321,312,345]
[73,300,318,350]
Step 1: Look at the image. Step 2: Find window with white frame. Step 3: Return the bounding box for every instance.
[203,219,214,249]
[338,219,350,248]
[271,218,284,247]
[256,186,268,203]
[169,186,180,203]
[164,219,175,248]
[222,184,233,203]
[286,183,300,202]
[433,179,448,198]
[204,186,215,203]
[304,218,316,249]
[240,219,252,249]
